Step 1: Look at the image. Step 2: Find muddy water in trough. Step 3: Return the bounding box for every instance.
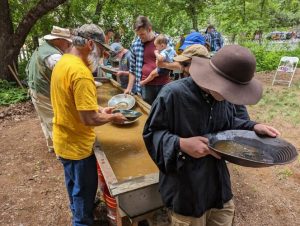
[95,82,158,181]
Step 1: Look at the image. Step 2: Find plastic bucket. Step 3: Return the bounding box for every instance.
[104,193,117,225]
[96,163,109,195]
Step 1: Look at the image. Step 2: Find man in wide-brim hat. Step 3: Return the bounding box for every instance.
[143,45,279,226]
[27,26,72,153]
[158,44,251,120]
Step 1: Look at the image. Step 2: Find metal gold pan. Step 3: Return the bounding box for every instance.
[108,94,135,110]
[205,130,298,167]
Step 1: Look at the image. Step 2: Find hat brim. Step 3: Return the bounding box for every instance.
[174,54,190,62]
[44,34,72,42]
[189,57,263,105]
[95,41,112,51]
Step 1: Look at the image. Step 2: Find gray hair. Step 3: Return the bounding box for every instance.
[72,35,87,47]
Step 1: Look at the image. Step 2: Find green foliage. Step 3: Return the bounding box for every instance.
[0,80,29,106]
[18,59,29,81]
[7,0,300,73]
[242,41,300,72]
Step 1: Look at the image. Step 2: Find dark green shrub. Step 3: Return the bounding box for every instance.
[18,59,29,81]
[0,80,29,106]
[241,41,300,72]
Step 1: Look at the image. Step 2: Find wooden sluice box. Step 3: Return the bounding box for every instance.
[94,79,163,223]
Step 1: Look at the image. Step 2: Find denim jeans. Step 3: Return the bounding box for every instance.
[59,154,98,226]
[141,85,164,105]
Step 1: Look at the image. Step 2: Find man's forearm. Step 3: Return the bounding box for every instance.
[126,73,136,92]
[122,71,130,76]
[79,110,115,126]
[157,61,182,71]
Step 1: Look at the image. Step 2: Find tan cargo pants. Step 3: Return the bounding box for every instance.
[170,200,235,226]
[29,89,54,151]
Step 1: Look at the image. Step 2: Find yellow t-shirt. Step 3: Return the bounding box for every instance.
[51,54,98,160]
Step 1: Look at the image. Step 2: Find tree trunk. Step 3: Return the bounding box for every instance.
[187,1,200,31]
[260,0,266,18]
[242,0,246,23]
[94,0,105,16]
[191,14,199,31]
[0,0,67,81]
[32,36,39,50]
[0,0,15,80]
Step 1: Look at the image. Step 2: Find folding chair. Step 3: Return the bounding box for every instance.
[272,56,299,87]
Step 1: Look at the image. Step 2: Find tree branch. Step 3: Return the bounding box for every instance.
[13,0,67,49]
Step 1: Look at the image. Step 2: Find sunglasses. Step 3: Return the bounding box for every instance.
[180,61,191,67]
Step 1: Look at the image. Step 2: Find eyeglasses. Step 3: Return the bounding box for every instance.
[180,61,191,67]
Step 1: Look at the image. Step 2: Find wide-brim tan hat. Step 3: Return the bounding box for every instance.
[189,45,263,105]
[44,26,72,42]
[174,44,209,62]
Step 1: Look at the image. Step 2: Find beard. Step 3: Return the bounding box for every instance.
[87,43,101,73]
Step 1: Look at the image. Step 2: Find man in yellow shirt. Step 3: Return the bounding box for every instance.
[51,24,126,226]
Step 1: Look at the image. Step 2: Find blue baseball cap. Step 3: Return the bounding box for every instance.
[179,32,206,50]
[110,42,123,54]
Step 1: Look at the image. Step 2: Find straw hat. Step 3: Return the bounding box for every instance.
[44,26,72,42]
[174,44,209,62]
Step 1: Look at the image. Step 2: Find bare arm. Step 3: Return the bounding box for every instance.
[124,72,136,94]
[116,71,130,76]
[157,61,182,71]
[140,68,158,86]
[79,110,126,126]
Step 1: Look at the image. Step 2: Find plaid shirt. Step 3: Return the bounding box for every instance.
[205,31,224,52]
[129,35,174,93]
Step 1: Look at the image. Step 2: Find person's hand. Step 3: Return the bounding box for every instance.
[179,136,221,159]
[154,50,159,55]
[253,124,280,137]
[111,113,127,124]
[124,88,131,94]
[140,80,146,86]
[101,107,115,114]
[157,55,164,62]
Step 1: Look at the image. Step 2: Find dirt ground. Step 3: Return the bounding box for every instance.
[0,71,299,226]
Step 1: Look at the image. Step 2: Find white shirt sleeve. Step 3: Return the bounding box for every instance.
[45,54,62,70]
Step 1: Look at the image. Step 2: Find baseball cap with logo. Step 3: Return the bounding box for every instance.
[76,24,111,51]
[44,26,72,42]
[110,42,123,54]
[174,44,209,62]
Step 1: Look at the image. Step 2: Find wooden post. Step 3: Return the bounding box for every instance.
[8,65,24,89]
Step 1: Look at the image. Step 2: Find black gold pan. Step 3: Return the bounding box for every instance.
[205,130,298,168]
[112,110,142,125]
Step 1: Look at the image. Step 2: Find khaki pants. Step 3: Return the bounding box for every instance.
[170,200,235,226]
[30,89,53,151]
